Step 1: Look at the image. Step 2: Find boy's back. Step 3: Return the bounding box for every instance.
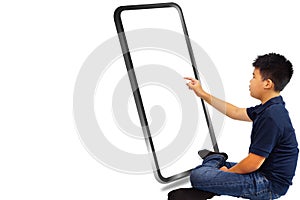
[247,96,298,195]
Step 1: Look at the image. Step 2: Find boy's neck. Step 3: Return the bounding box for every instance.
[261,91,281,105]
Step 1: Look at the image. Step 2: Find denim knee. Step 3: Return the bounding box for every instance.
[190,166,209,187]
[190,168,198,187]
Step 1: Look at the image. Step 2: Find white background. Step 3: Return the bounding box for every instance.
[0,0,299,199]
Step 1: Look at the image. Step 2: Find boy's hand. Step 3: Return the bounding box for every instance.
[219,166,229,172]
[184,77,204,97]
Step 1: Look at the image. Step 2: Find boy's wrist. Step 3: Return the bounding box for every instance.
[197,90,207,99]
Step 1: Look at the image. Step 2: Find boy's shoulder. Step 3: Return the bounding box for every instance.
[264,101,286,115]
[262,97,293,129]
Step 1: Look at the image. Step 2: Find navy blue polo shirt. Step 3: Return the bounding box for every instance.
[247,96,298,195]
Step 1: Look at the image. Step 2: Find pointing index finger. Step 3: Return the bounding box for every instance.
[183,77,194,81]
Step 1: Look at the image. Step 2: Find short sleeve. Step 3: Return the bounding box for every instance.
[246,105,260,121]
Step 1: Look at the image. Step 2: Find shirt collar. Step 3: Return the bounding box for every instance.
[254,95,285,115]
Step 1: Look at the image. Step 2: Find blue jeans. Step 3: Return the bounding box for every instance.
[190,154,281,199]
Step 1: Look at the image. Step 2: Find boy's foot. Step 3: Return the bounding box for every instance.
[198,149,228,160]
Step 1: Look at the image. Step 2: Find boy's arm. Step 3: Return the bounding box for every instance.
[220,153,266,174]
[184,77,251,122]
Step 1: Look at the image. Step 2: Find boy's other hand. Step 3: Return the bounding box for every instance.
[219,166,229,172]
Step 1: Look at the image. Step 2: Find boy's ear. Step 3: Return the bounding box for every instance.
[264,79,274,89]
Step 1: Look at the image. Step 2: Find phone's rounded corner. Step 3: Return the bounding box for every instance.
[153,170,169,184]
[154,168,192,184]
[168,2,183,13]
[113,6,124,23]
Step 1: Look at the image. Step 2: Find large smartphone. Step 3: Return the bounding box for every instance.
[114,2,218,184]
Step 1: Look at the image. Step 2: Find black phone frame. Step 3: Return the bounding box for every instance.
[114,2,219,184]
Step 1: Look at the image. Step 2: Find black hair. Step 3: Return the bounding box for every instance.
[252,53,293,91]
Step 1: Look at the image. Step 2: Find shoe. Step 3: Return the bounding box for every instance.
[198,149,228,160]
[168,188,215,200]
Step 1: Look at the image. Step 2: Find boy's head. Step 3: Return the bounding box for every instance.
[252,53,293,92]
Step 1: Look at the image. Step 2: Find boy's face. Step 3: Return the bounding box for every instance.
[249,68,265,100]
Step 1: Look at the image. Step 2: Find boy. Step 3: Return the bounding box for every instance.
[184,53,298,199]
